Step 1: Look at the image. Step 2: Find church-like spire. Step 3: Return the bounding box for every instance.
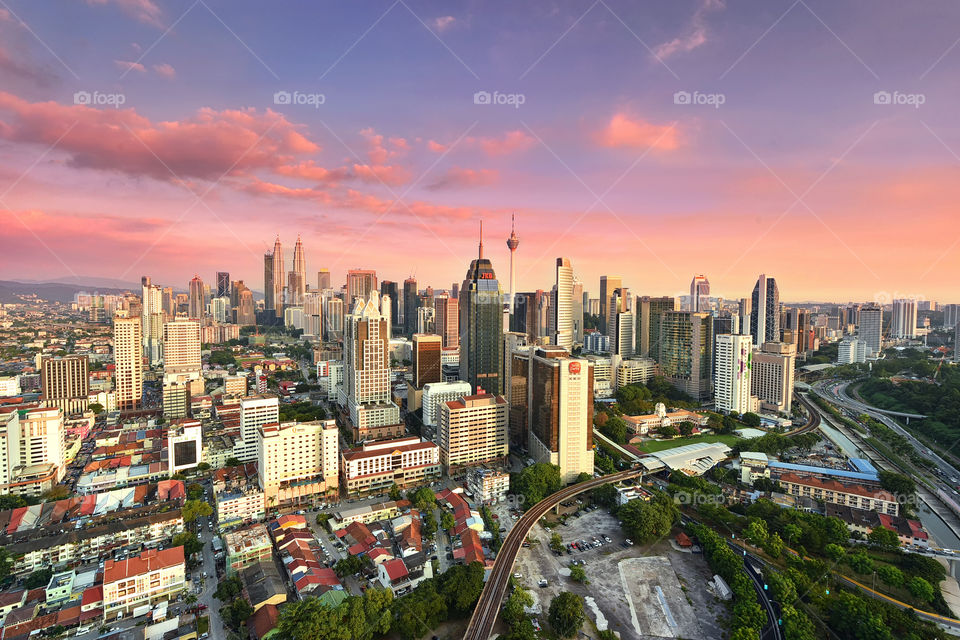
[479,219,484,259]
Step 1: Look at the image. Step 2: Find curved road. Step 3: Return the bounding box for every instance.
[463,469,644,640]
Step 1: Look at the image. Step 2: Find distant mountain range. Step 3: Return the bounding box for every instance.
[0,278,264,303]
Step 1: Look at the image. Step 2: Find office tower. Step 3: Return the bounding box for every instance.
[552,257,575,350]
[403,277,419,338]
[271,236,286,318]
[782,307,809,353]
[162,381,189,419]
[537,289,552,341]
[257,419,339,504]
[318,269,331,291]
[715,334,755,414]
[511,292,535,342]
[324,296,344,340]
[413,334,442,389]
[346,269,378,305]
[527,346,594,484]
[434,293,459,349]
[237,287,256,326]
[188,275,204,319]
[422,380,472,428]
[572,279,584,344]
[163,319,203,396]
[379,294,392,340]
[303,291,324,337]
[438,393,508,472]
[506,214,520,314]
[210,297,230,323]
[858,305,883,356]
[659,310,714,402]
[235,394,280,462]
[739,297,751,336]
[417,306,435,335]
[713,312,739,337]
[159,287,174,318]
[114,317,143,411]
[943,304,959,329]
[380,281,401,334]
[344,291,401,430]
[451,283,459,299]
[636,295,677,359]
[751,341,796,414]
[891,299,918,338]
[605,287,629,341]
[291,234,307,304]
[612,308,635,358]
[750,274,780,346]
[40,355,89,415]
[141,276,163,365]
[216,272,230,299]
[459,224,504,395]
[599,276,621,335]
[264,251,275,315]
[690,274,710,312]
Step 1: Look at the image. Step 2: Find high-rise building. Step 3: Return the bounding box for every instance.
[553,257,574,350]
[714,334,756,415]
[216,272,231,299]
[236,284,256,326]
[257,419,338,504]
[347,269,378,306]
[891,299,918,339]
[438,393,508,472]
[318,269,331,291]
[527,346,594,484]
[13,405,67,485]
[324,296,344,340]
[188,275,205,319]
[858,305,883,357]
[608,289,634,357]
[751,341,796,414]
[636,295,677,359]
[163,319,203,396]
[380,281,400,335]
[264,251,275,316]
[434,293,459,349]
[599,276,621,335]
[141,276,163,365]
[690,275,710,312]
[659,310,714,402]
[291,234,307,306]
[114,317,143,411]
[506,214,520,314]
[344,291,401,431]
[403,277,419,338]
[750,274,780,346]
[459,224,504,395]
[422,380,472,428]
[572,279,585,344]
[605,287,629,342]
[738,297,751,336]
[943,304,959,329]
[235,394,280,462]
[40,355,89,415]
[782,307,809,353]
[303,291,324,337]
[271,236,286,318]
[412,334,443,389]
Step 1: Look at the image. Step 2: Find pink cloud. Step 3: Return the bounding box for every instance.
[152,63,176,78]
[114,59,146,73]
[275,161,349,184]
[0,46,56,86]
[653,0,724,59]
[0,92,319,181]
[467,130,535,156]
[0,9,11,22]
[597,113,680,151]
[87,0,164,28]
[427,167,499,190]
[432,16,456,32]
[351,163,411,186]
[427,140,448,153]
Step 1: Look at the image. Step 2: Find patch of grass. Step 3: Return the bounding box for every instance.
[197,616,209,635]
[635,434,740,453]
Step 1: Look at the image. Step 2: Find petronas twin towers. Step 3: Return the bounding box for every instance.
[264,234,307,319]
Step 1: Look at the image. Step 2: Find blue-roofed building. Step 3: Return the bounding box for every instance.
[767,460,879,485]
[849,458,878,476]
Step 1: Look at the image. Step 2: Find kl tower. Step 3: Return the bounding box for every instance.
[506,214,519,315]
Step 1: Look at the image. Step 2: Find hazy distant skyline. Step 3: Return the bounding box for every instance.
[2,1,959,301]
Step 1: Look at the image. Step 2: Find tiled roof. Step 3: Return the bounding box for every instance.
[103,547,184,584]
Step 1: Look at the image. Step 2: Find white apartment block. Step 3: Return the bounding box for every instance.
[0,405,67,495]
[114,317,143,411]
[340,436,440,496]
[751,341,796,414]
[467,468,510,503]
[234,395,279,462]
[891,298,918,339]
[257,419,338,504]
[344,292,401,429]
[615,357,657,389]
[163,320,203,395]
[438,394,508,471]
[714,334,758,415]
[102,547,186,621]
[838,338,866,364]
[422,380,472,427]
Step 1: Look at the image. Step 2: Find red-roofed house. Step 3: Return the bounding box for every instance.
[102,547,186,621]
[453,528,485,566]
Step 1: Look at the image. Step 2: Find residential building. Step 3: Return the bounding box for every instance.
[751,341,796,414]
[225,525,273,575]
[102,547,186,621]
[348,269,379,306]
[658,310,714,402]
[858,305,883,357]
[257,419,339,506]
[234,395,280,462]
[891,298,918,339]
[714,334,757,414]
[141,276,164,365]
[343,291,401,433]
[114,317,143,411]
[750,274,780,347]
[162,319,203,396]
[778,473,898,515]
[340,436,440,496]
[466,468,510,504]
[434,293,459,348]
[552,257,575,350]
[422,381,472,428]
[636,295,677,360]
[412,334,442,389]
[438,394,508,472]
[40,355,89,415]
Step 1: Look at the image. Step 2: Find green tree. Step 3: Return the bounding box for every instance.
[824,543,846,563]
[334,554,365,578]
[782,523,802,545]
[729,629,760,640]
[441,512,455,530]
[187,483,205,500]
[867,525,900,549]
[590,483,619,508]
[618,492,678,544]
[741,412,762,427]
[214,575,244,601]
[221,598,254,629]
[408,486,436,512]
[24,567,52,589]
[503,586,534,628]
[570,564,587,583]
[0,547,13,582]
[389,484,402,501]
[781,605,817,640]
[209,350,237,367]
[548,592,584,638]
[656,424,679,438]
[182,499,213,522]
[225,457,241,467]
[197,462,211,472]
[847,549,875,574]
[677,420,695,436]
[549,533,564,554]
[877,564,905,588]
[907,576,935,602]
[511,463,562,506]
[89,402,104,414]
[763,532,783,558]
[601,416,629,444]
[766,571,796,604]
[172,532,203,557]
[878,470,916,497]
[744,519,769,546]
[574,472,592,484]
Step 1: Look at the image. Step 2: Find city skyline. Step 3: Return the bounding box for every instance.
[1,1,959,300]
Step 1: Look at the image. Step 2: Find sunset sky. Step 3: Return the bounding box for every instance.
[1,0,959,303]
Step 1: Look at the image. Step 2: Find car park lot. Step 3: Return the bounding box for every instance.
[512,506,725,639]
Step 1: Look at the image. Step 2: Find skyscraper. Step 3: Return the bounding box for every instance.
[599,276,621,335]
[715,334,755,415]
[459,222,504,395]
[114,317,143,411]
[163,319,203,396]
[858,305,883,357]
[439,393,508,473]
[750,274,780,346]
[553,257,574,350]
[318,269,331,291]
[659,310,714,402]
[690,274,710,312]
[752,341,796,414]
[344,291,401,432]
[506,214,520,314]
[380,280,400,334]
[40,355,89,415]
[346,269,378,304]
[237,288,256,326]
[572,279,585,344]
[636,295,677,359]
[891,299,918,339]
[263,251,275,316]
[403,277,419,338]
[141,276,163,365]
[216,272,230,299]
[291,234,307,306]
[412,334,443,389]
[272,236,286,318]
[610,289,635,357]
[188,275,204,319]
[435,292,459,348]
